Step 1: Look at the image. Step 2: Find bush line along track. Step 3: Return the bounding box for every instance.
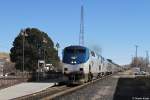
[12,73,116,100]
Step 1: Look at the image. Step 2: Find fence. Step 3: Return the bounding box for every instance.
[0,71,63,89]
[0,72,32,89]
[0,77,29,89]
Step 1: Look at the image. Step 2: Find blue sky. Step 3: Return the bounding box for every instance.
[0,0,150,65]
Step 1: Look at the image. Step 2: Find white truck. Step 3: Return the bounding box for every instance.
[132,67,141,75]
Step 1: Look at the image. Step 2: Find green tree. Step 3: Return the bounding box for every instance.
[10,28,60,72]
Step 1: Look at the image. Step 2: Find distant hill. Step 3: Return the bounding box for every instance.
[0,52,9,58]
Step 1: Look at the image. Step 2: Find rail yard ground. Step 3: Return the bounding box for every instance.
[54,70,150,100]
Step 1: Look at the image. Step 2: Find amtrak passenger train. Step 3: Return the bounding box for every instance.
[62,45,122,84]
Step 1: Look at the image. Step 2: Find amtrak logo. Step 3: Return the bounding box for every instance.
[71,56,77,59]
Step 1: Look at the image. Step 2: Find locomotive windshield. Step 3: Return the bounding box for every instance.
[65,48,85,54]
[63,46,89,65]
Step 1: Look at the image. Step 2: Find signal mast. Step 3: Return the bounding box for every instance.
[79,1,84,46]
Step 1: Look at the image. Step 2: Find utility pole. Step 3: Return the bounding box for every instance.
[22,29,25,73]
[135,45,138,67]
[22,29,28,74]
[146,51,149,67]
[79,1,84,46]
[135,45,138,59]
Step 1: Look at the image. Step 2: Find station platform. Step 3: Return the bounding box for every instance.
[0,82,54,100]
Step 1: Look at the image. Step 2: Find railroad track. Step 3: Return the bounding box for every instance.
[11,73,115,100]
[43,74,114,100]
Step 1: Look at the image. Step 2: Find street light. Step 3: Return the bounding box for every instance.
[43,37,47,67]
[21,29,28,74]
[21,29,25,73]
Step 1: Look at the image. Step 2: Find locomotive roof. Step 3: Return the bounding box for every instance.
[64,45,88,50]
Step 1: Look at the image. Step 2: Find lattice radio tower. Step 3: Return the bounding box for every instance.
[79,2,84,46]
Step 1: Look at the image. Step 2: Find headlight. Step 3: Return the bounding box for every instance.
[71,61,77,64]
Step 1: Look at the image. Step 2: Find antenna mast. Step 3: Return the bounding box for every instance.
[79,1,84,46]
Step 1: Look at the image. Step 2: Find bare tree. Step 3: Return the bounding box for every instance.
[3,62,16,74]
[131,57,147,68]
